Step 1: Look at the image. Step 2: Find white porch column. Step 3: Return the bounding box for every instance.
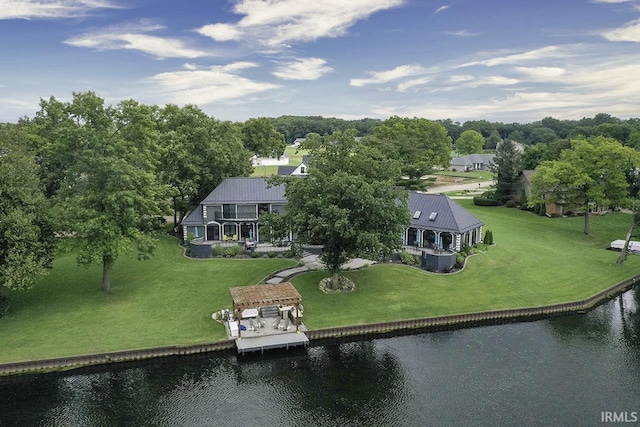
[182,225,188,241]
[455,234,462,252]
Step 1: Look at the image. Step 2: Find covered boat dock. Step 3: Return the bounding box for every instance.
[229,282,309,354]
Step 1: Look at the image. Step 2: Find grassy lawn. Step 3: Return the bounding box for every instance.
[292,202,640,329]
[1,203,638,364]
[434,170,493,180]
[0,238,295,363]
[251,146,310,177]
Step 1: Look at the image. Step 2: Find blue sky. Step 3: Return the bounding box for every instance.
[2,0,640,123]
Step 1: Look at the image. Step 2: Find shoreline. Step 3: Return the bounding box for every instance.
[2,272,638,377]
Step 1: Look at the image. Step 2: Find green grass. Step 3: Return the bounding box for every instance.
[1,204,638,364]
[292,203,640,329]
[0,237,295,363]
[251,146,311,177]
[434,170,493,180]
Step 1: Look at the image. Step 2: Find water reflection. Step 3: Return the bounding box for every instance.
[1,287,639,426]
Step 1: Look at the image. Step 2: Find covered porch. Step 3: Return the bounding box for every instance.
[403,226,483,253]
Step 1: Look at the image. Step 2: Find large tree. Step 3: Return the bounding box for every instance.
[365,116,451,189]
[273,130,410,290]
[492,139,522,204]
[157,105,252,227]
[35,92,170,291]
[0,125,55,291]
[242,117,286,158]
[530,137,639,234]
[455,130,484,155]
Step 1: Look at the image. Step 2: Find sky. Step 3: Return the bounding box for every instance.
[1,0,640,124]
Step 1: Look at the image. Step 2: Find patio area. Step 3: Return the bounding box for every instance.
[227,283,309,353]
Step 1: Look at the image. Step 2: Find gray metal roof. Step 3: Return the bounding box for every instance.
[408,192,484,233]
[450,154,494,167]
[202,177,287,204]
[181,205,203,225]
[277,166,298,176]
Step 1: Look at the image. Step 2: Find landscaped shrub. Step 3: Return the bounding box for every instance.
[251,251,260,258]
[400,250,417,265]
[456,252,466,267]
[267,251,277,258]
[473,196,502,206]
[505,200,517,208]
[223,245,245,257]
[483,230,494,245]
[213,244,225,257]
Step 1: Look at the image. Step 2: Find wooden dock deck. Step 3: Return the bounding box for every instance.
[236,332,309,355]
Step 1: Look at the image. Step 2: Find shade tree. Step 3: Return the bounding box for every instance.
[271,130,410,290]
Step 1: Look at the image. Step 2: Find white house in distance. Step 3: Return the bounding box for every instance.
[277,156,311,176]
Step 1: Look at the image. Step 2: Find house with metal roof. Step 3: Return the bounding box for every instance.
[182,178,484,258]
[449,154,494,172]
[181,177,288,243]
[404,192,484,252]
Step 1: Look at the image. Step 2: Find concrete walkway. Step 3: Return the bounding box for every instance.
[426,180,494,194]
[265,253,376,283]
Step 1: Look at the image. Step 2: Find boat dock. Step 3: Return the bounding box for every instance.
[235,332,309,355]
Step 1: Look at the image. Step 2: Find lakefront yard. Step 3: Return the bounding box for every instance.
[0,200,638,364]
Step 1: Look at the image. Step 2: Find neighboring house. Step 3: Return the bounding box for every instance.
[182,179,484,254]
[404,192,484,253]
[514,170,536,201]
[277,156,311,176]
[514,170,609,217]
[292,138,305,147]
[449,154,494,172]
[181,177,288,242]
[252,154,289,167]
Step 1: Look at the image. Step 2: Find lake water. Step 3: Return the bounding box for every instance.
[1,287,639,426]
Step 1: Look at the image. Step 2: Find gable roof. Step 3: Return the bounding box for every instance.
[451,154,494,167]
[181,205,204,226]
[408,192,484,233]
[277,166,298,176]
[202,177,287,204]
[520,169,536,183]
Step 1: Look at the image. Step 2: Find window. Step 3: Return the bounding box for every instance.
[428,212,438,221]
[223,204,236,219]
[271,204,287,214]
[237,204,257,219]
[413,210,422,219]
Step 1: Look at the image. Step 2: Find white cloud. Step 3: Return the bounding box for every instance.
[444,30,480,37]
[434,5,449,14]
[146,62,280,106]
[463,45,568,68]
[272,57,333,80]
[350,64,428,87]
[447,74,475,83]
[397,76,431,92]
[196,0,405,47]
[65,21,212,58]
[514,66,566,80]
[369,52,640,123]
[603,18,640,42]
[0,0,120,20]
